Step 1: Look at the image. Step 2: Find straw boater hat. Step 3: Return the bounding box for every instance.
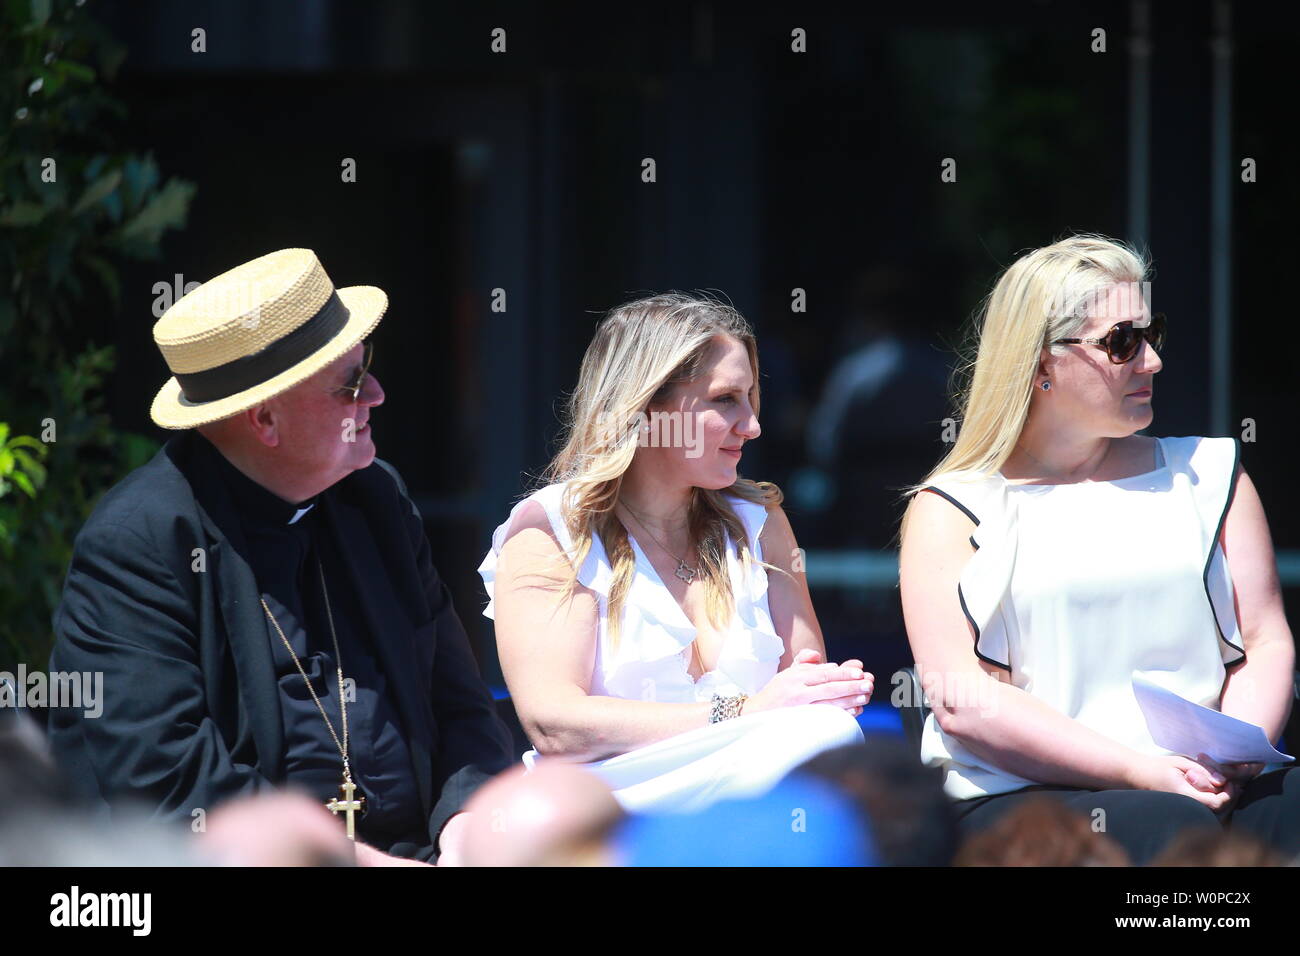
[150,248,388,429]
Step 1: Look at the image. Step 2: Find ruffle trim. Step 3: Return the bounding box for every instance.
[946,476,1013,671]
[478,484,785,679]
[926,475,1017,672]
[926,437,1246,674]
[1185,436,1246,666]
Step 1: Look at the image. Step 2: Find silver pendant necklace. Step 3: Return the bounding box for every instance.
[619,503,699,584]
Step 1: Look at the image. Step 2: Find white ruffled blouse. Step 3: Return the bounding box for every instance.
[477,483,785,704]
[918,436,1245,800]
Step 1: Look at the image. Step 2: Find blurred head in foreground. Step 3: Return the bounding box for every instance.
[196,790,356,866]
[0,704,194,865]
[461,763,624,866]
[954,797,1130,866]
[1149,827,1287,867]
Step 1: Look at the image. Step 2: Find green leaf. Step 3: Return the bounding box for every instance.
[121,155,159,211]
[52,60,96,84]
[11,471,35,498]
[6,437,46,453]
[0,450,12,475]
[0,423,8,445]
[0,200,48,226]
[34,65,65,97]
[102,188,123,222]
[118,432,160,471]
[11,449,47,486]
[118,177,194,243]
[71,167,122,216]
[84,154,109,181]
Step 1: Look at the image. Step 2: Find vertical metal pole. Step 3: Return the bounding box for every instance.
[1209,1,1234,437]
[1127,0,1152,252]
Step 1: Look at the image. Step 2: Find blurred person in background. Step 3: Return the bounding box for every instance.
[795,268,951,548]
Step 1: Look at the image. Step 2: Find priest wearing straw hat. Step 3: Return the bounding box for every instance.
[47,249,514,865]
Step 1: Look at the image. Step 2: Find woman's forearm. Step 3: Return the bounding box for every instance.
[935,675,1144,790]
[524,694,717,762]
[1219,637,1295,744]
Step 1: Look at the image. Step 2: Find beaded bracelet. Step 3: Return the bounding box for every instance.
[708,692,748,724]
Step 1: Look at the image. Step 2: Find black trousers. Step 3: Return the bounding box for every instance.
[954,766,1300,865]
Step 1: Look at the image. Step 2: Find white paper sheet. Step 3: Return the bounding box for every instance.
[1132,673,1293,765]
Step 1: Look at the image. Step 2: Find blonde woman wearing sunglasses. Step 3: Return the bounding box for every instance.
[899,234,1298,864]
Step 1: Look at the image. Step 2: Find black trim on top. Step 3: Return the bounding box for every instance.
[925,486,1009,670]
[174,291,351,404]
[1205,437,1246,667]
[958,583,1011,672]
[922,486,980,526]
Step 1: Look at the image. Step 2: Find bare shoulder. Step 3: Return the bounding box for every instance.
[502,498,555,538]
[1224,463,1266,533]
[905,486,979,538]
[899,489,982,583]
[497,499,570,583]
[756,502,799,570]
[758,501,796,539]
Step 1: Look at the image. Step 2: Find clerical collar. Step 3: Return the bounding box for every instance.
[197,433,319,528]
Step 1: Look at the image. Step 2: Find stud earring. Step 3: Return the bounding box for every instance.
[1040,381,1051,391]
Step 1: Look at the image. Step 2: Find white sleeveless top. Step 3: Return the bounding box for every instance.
[476,483,785,704]
[918,436,1245,800]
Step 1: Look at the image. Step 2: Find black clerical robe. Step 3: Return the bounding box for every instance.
[206,438,427,849]
[48,430,514,861]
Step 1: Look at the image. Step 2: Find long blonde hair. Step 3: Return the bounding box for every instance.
[900,234,1150,537]
[542,292,782,644]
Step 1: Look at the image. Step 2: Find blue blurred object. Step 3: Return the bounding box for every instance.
[857,700,903,735]
[614,773,876,867]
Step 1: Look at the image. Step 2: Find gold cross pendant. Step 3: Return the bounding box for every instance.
[326,776,366,840]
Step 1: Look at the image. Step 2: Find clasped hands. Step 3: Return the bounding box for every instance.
[745,647,874,716]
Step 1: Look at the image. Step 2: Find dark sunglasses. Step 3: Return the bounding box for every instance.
[339,340,375,402]
[1053,313,1166,364]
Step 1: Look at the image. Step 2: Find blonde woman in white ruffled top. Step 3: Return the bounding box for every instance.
[899,235,1299,864]
[478,293,868,813]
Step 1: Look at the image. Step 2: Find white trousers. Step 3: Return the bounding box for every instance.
[525,703,864,814]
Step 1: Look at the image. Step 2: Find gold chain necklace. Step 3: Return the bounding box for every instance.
[260,556,365,839]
